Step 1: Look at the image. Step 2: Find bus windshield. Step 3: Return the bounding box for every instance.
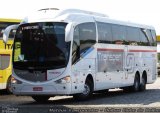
[13,22,70,70]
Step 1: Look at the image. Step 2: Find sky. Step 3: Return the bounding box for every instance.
[1,0,160,34]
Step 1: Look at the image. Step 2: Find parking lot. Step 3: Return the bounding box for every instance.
[0,78,160,113]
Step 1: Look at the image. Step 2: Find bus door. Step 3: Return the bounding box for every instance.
[0,61,4,86]
[71,16,96,93]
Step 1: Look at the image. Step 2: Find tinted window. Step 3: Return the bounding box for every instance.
[72,26,80,64]
[0,55,10,70]
[13,22,70,70]
[77,22,96,53]
[139,28,150,46]
[112,24,126,45]
[97,22,112,43]
[126,27,140,46]
[151,30,157,46]
[146,29,154,46]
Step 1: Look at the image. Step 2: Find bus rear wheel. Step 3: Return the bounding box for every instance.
[131,74,140,92]
[32,96,50,103]
[73,79,93,100]
[139,76,146,91]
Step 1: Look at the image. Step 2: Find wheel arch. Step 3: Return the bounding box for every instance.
[85,74,94,91]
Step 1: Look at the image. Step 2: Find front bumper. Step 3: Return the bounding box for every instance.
[12,83,72,96]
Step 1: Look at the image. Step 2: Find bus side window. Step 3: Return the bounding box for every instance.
[146,29,154,46]
[151,30,157,46]
[9,29,17,39]
[0,55,10,70]
[139,28,150,46]
[78,22,96,54]
[97,22,112,44]
[0,29,3,38]
[72,26,80,64]
[112,24,126,45]
[126,27,140,46]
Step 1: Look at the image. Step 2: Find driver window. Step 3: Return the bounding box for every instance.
[72,26,80,64]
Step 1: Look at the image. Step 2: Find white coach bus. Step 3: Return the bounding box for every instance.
[3,8,157,102]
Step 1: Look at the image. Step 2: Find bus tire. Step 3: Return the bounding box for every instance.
[32,96,50,103]
[6,76,12,94]
[131,74,140,92]
[139,75,146,91]
[73,79,93,100]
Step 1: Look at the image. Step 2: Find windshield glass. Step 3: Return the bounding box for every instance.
[13,22,70,70]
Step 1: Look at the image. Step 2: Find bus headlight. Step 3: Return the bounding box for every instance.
[55,76,71,84]
[11,77,22,84]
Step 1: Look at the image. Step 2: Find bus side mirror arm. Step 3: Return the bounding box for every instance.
[3,24,19,43]
[65,23,73,42]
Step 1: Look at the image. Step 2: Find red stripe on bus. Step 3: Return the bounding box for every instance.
[129,50,157,52]
[97,48,156,52]
[97,48,124,52]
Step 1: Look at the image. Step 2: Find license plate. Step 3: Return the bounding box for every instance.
[33,87,43,91]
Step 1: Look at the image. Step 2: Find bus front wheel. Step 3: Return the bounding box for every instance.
[73,79,93,100]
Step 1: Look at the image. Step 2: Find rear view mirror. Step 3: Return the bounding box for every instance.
[3,24,18,43]
[65,23,73,42]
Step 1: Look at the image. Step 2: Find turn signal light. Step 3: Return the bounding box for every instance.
[55,76,71,84]
[11,77,22,84]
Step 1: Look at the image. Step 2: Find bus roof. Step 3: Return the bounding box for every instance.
[0,18,21,23]
[22,8,155,30]
[95,16,155,30]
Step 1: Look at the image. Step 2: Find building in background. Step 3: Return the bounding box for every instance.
[157,35,160,52]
